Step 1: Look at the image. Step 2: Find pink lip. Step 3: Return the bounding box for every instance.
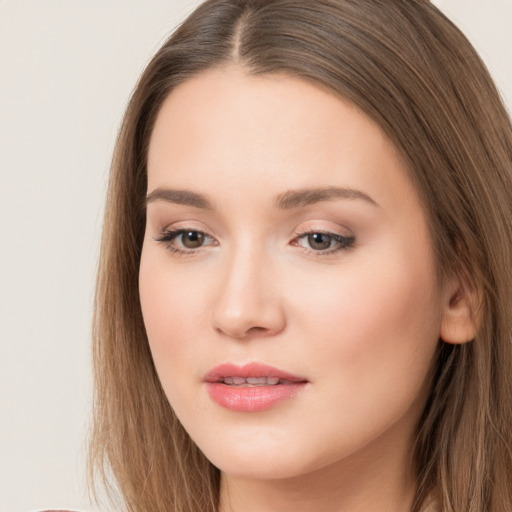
[204,362,308,412]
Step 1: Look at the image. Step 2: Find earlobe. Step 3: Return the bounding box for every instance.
[439,278,480,345]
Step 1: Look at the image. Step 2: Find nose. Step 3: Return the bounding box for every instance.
[211,244,286,340]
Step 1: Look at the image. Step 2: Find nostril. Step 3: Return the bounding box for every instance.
[214,322,281,340]
[247,326,268,334]
[214,324,268,339]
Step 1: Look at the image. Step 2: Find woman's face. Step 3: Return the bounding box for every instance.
[140,67,449,481]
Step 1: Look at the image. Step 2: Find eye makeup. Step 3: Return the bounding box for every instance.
[154,225,355,257]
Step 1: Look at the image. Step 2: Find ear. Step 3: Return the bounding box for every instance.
[440,276,481,344]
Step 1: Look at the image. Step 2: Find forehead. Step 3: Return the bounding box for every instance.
[149,67,385,162]
[147,66,416,216]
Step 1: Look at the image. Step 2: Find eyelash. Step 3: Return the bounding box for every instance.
[154,228,218,256]
[154,228,355,256]
[292,229,355,255]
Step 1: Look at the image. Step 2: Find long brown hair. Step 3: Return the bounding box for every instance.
[89,1,512,510]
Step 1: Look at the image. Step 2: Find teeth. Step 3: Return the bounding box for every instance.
[247,377,270,385]
[221,376,282,386]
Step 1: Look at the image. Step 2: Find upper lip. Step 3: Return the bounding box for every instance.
[204,362,308,383]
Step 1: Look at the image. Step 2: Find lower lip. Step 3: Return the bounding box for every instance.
[206,382,307,412]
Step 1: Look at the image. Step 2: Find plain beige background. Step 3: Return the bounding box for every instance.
[0,1,510,511]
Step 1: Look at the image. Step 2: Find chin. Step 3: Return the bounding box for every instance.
[195,433,333,482]
[215,457,313,481]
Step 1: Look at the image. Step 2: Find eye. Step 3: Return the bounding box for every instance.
[304,233,334,251]
[179,230,206,249]
[154,228,218,255]
[293,230,355,254]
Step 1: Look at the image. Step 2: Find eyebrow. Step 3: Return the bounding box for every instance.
[274,186,379,209]
[145,186,379,210]
[146,188,213,209]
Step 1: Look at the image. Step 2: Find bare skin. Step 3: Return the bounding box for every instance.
[140,66,475,512]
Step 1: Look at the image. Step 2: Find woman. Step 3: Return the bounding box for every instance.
[89,1,512,511]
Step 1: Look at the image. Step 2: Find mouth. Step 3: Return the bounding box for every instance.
[217,376,298,386]
[204,362,308,412]
[204,362,307,384]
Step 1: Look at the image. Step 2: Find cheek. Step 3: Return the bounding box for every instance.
[139,250,207,380]
[294,241,442,399]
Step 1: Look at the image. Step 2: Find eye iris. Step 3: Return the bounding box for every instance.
[308,233,332,250]
[182,231,204,248]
